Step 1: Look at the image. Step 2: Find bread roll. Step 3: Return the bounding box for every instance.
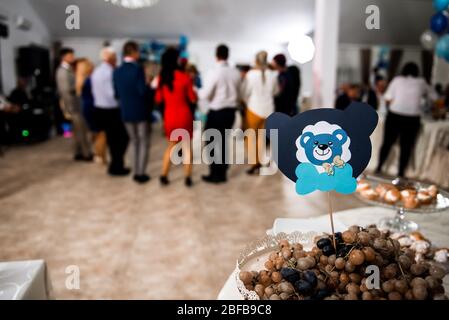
[384,188,401,204]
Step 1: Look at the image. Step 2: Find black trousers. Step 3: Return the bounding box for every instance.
[377,112,421,177]
[205,108,236,179]
[94,107,129,173]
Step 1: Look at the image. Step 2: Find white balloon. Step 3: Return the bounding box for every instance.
[288,35,315,64]
[420,30,438,50]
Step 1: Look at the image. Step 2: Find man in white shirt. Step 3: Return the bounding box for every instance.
[200,44,241,183]
[91,47,130,176]
[56,47,92,161]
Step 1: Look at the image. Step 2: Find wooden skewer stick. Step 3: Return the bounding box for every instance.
[328,191,336,250]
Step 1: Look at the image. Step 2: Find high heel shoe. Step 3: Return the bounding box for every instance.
[160,176,169,186]
[185,177,193,187]
[246,164,261,175]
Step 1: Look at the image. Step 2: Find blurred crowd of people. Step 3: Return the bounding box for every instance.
[7,40,445,182]
[335,62,449,177]
[53,42,301,186]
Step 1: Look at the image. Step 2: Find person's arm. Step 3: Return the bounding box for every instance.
[240,76,250,104]
[272,73,280,97]
[277,73,287,97]
[154,77,162,105]
[425,80,438,102]
[56,69,72,97]
[112,70,120,100]
[199,70,217,102]
[383,78,397,108]
[137,66,148,97]
[104,70,116,102]
[186,75,198,104]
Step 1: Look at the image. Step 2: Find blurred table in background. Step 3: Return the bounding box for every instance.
[218,206,449,300]
[0,260,52,300]
[368,114,449,188]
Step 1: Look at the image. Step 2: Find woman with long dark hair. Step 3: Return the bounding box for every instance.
[155,48,197,186]
[376,62,434,177]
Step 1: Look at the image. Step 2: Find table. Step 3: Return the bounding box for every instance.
[217,206,449,300]
[368,115,449,188]
[0,260,52,300]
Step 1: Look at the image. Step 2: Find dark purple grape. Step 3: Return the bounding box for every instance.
[336,249,346,258]
[295,279,313,295]
[314,288,331,300]
[334,232,343,243]
[317,237,331,249]
[280,268,300,284]
[322,245,335,256]
[337,245,353,258]
[302,270,317,287]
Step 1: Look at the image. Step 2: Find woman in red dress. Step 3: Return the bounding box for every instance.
[155,48,197,187]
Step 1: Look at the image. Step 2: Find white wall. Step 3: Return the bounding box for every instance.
[0,0,50,94]
[339,0,433,46]
[57,37,127,65]
[337,44,423,86]
[433,56,449,87]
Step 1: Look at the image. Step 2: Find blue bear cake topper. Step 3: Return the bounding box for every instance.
[266,102,378,195]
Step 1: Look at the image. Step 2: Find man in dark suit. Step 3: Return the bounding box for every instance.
[272,54,301,116]
[113,41,151,184]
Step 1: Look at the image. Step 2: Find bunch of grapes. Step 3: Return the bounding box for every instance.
[239,225,448,300]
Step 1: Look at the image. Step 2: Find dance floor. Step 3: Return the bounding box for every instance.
[0,127,363,299]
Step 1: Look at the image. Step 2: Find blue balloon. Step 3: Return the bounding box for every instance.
[430,12,448,33]
[433,0,449,11]
[179,35,188,46]
[436,34,449,61]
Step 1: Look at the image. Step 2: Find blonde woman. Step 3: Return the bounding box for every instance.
[241,51,279,174]
[75,58,107,164]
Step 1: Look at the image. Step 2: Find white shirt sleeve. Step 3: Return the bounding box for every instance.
[241,74,251,103]
[199,70,218,102]
[424,80,438,101]
[383,77,397,102]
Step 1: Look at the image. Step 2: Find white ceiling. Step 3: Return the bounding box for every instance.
[28,0,433,45]
[29,0,315,43]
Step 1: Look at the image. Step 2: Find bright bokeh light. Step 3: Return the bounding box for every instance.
[288,35,315,64]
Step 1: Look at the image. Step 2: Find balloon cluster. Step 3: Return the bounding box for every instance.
[422,0,449,61]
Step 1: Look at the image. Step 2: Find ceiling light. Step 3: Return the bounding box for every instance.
[288,35,315,64]
[104,0,160,10]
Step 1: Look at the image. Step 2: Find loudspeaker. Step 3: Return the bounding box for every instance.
[17,46,51,89]
[0,22,8,38]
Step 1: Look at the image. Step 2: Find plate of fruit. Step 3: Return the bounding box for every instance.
[236,225,448,300]
[355,175,449,213]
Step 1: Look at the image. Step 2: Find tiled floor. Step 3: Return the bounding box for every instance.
[0,129,364,299]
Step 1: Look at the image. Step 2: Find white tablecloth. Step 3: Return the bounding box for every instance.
[0,260,52,300]
[368,115,449,188]
[217,206,449,300]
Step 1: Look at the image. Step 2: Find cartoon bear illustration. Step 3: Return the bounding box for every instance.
[297,122,350,168]
[265,102,378,195]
